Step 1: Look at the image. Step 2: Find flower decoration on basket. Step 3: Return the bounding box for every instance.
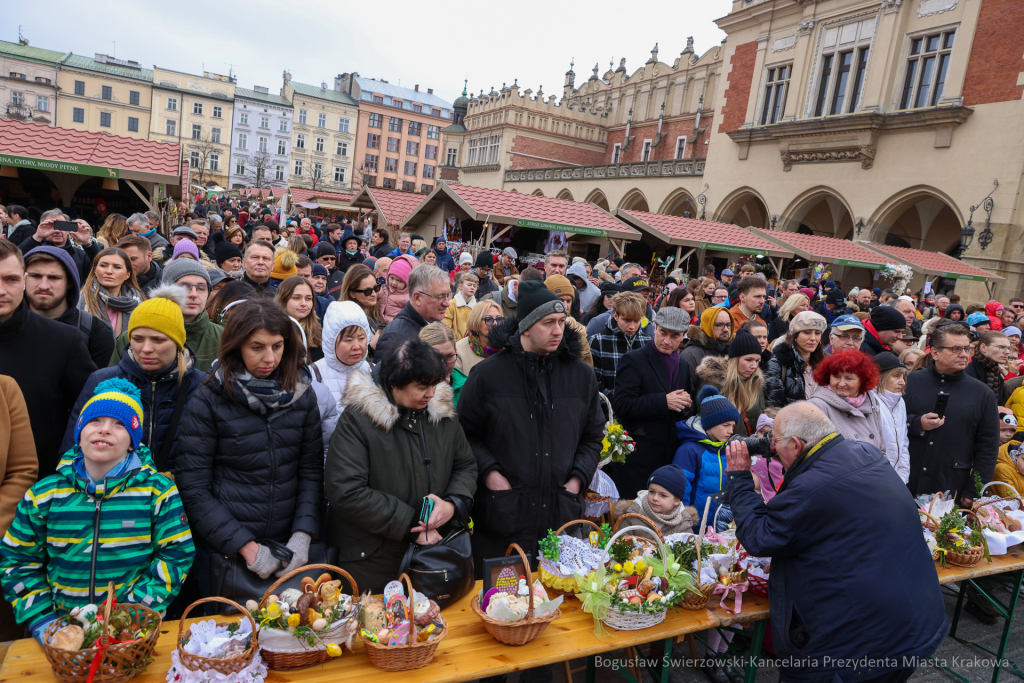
[934,509,990,568]
[880,263,914,295]
[574,523,702,635]
[537,520,609,595]
[601,420,635,465]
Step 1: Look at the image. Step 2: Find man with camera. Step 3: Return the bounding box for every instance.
[725,401,946,683]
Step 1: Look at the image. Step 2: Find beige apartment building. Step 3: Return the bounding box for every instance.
[57,53,153,140]
[0,39,62,126]
[151,68,236,190]
[445,0,1024,300]
[281,73,359,193]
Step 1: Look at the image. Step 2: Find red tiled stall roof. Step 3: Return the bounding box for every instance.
[857,242,1002,282]
[289,187,354,204]
[751,228,889,269]
[241,187,286,199]
[352,187,432,226]
[0,117,180,182]
[447,184,638,237]
[616,209,791,256]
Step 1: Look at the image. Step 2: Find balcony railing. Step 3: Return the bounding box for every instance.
[5,103,32,121]
[504,158,705,183]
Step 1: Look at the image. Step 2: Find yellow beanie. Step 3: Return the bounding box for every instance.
[127,284,186,350]
[271,248,299,281]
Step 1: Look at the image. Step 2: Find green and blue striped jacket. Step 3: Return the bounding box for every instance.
[0,447,194,629]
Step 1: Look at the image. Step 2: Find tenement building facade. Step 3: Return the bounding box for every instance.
[443,0,1024,300]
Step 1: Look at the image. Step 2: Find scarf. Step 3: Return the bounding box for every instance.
[468,331,498,359]
[222,367,307,415]
[973,353,1004,396]
[92,279,143,313]
[637,491,690,536]
[656,345,680,391]
[842,393,868,408]
[72,450,142,495]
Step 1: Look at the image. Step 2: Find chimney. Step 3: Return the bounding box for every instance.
[414,85,419,92]
[427,88,433,94]
[254,85,269,94]
[95,53,107,63]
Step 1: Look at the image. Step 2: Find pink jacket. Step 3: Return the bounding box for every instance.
[379,255,417,322]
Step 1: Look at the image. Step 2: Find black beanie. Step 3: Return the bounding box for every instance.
[825,290,844,306]
[728,329,762,358]
[316,242,337,259]
[517,280,565,334]
[871,305,907,332]
[214,241,242,265]
[475,250,494,269]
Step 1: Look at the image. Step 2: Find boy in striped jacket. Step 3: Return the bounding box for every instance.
[1,378,194,643]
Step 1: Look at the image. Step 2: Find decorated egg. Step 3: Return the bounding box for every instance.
[312,618,327,631]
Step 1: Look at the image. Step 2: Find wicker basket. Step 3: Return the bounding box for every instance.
[977,482,1024,512]
[611,513,663,555]
[945,546,985,568]
[679,582,716,611]
[472,543,561,645]
[257,563,359,671]
[42,581,161,683]
[598,393,616,467]
[598,525,672,630]
[539,519,601,597]
[361,573,447,671]
[175,597,258,676]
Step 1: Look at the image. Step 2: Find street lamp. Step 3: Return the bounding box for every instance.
[959,179,998,258]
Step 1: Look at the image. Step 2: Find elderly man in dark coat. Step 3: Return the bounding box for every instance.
[458,281,604,566]
[726,402,946,683]
[611,306,695,498]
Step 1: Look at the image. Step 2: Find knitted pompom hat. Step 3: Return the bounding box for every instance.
[697,385,740,432]
[74,377,144,452]
[270,248,299,281]
[127,284,186,350]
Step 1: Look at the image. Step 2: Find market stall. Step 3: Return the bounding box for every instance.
[0,117,182,226]
[747,227,898,290]
[614,209,793,279]
[402,183,640,262]
[856,241,1003,298]
[348,186,432,232]
[288,187,359,223]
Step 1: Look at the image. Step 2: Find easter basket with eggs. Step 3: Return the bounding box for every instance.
[934,509,991,568]
[472,543,563,645]
[42,581,161,683]
[168,597,263,683]
[537,519,608,597]
[575,522,702,633]
[358,573,447,671]
[252,564,359,670]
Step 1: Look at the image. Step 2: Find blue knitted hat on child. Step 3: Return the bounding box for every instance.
[697,385,740,432]
[74,378,144,452]
[648,465,688,501]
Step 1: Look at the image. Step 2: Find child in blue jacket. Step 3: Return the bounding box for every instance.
[672,386,739,524]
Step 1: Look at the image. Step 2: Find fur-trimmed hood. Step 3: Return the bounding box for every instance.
[697,354,728,387]
[488,312,585,362]
[341,368,455,431]
[772,339,805,371]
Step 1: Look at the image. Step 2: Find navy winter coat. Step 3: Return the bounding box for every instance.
[728,435,947,683]
[61,349,206,472]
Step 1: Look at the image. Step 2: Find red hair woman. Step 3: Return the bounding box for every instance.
[808,350,894,463]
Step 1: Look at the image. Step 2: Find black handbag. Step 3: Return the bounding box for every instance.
[399,497,474,609]
[207,540,338,611]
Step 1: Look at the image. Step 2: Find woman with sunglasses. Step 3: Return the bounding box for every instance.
[419,322,464,405]
[455,300,504,378]
[340,264,384,363]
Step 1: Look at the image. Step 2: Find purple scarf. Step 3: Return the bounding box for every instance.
[657,345,680,392]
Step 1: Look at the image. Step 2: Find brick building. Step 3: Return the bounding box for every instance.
[446,0,1024,300]
[336,73,452,195]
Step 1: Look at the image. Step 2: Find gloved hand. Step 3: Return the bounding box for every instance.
[275,532,312,577]
[246,544,284,579]
[31,615,59,645]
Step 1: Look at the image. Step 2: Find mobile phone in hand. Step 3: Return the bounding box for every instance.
[53,220,78,231]
[933,392,950,420]
[419,496,434,524]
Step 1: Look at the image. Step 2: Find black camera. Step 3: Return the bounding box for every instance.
[740,430,773,457]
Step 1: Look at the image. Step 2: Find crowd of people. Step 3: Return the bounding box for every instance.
[0,193,1020,682]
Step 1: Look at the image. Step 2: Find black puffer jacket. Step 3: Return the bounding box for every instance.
[764,341,810,408]
[176,369,324,556]
[458,317,604,566]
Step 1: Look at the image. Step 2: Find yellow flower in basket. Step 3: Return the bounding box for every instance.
[287,612,301,627]
[601,437,611,451]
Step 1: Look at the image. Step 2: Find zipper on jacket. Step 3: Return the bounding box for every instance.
[89,495,104,603]
[148,380,157,448]
[265,423,275,539]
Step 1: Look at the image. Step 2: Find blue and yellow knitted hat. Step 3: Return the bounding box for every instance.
[74,378,144,452]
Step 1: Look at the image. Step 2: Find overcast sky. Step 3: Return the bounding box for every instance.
[8,0,730,105]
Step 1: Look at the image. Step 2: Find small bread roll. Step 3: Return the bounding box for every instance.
[50,624,84,651]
